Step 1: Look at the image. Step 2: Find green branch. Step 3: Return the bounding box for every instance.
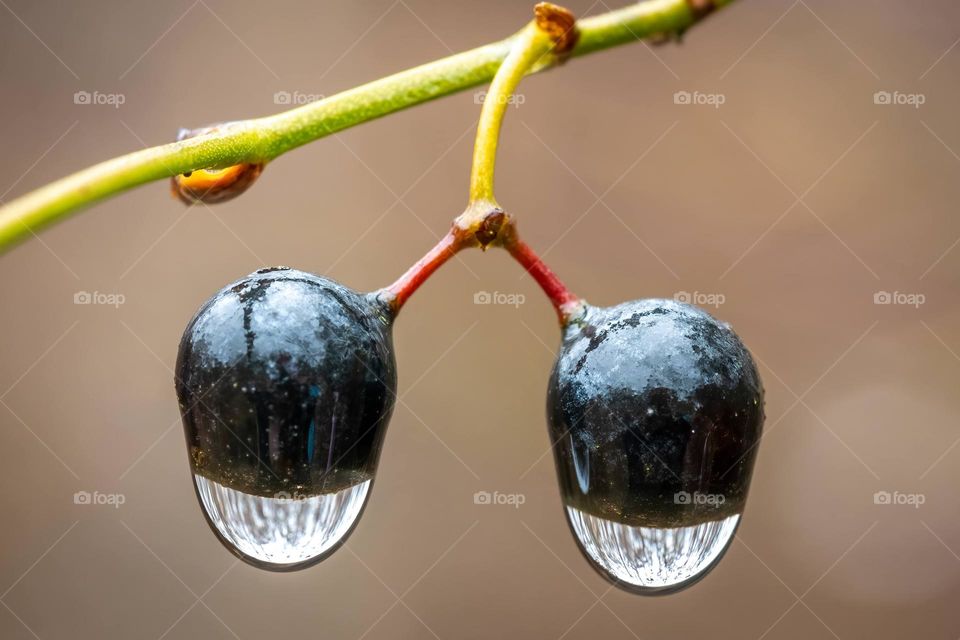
[0,0,734,254]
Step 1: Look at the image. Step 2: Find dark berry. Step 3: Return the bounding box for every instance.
[548,299,764,592]
[175,267,396,569]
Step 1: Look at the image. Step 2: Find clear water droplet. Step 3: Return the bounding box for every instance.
[194,475,370,570]
[566,507,739,594]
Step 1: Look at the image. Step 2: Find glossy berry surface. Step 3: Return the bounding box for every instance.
[549,299,763,526]
[176,267,396,496]
[548,299,763,593]
[175,267,396,569]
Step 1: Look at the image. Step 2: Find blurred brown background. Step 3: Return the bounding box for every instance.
[1,0,958,637]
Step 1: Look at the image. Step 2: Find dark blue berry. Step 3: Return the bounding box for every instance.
[176,267,396,500]
[548,299,764,529]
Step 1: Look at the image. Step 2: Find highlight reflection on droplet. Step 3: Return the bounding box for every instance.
[566,507,740,594]
[194,475,371,570]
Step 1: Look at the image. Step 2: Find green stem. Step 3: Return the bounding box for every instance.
[468,21,553,204]
[0,0,734,255]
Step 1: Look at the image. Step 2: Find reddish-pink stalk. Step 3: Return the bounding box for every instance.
[504,236,580,324]
[380,228,466,314]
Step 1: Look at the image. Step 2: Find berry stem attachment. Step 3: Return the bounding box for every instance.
[502,229,582,325]
[379,5,587,325]
[378,227,468,315]
[461,4,583,326]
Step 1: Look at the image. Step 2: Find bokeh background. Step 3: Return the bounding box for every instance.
[1,0,958,637]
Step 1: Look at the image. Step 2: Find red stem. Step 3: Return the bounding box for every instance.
[505,236,580,323]
[382,228,465,314]
[380,219,581,324]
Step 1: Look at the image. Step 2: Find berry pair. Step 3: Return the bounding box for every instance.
[176,265,763,593]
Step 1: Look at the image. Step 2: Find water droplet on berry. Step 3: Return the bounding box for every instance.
[566,508,739,593]
[194,475,371,570]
